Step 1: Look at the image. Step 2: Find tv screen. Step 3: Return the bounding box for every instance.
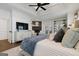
[16,22,28,30]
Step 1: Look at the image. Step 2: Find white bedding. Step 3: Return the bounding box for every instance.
[34,39,79,56]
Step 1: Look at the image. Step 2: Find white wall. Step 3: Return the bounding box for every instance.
[10,9,32,43]
[0,8,32,41]
[67,11,75,28]
[12,9,32,31]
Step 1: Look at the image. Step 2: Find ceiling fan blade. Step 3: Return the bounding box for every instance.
[29,5,37,6]
[36,6,39,11]
[41,7,46,10]
[41,3,49,6]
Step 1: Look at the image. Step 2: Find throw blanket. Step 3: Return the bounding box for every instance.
[20,34,48,55]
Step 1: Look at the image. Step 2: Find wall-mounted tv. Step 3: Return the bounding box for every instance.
[16,22,28,30]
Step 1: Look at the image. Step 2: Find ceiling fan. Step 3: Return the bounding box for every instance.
[29,3,49,11]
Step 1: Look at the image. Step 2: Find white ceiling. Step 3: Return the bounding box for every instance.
[0,3,79,20]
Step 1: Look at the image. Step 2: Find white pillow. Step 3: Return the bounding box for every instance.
[48,33,55,41]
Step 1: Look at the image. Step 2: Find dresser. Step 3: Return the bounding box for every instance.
[15,30,32,42]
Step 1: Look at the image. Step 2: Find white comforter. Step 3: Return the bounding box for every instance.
[34,39,79,56]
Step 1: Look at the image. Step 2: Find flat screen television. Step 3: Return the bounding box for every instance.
[16,22,28,30]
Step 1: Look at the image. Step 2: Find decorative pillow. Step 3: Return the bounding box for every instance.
[48,33,55,41]
[53,28,65,42]
[62,28,79,48]
[74,41,79,51]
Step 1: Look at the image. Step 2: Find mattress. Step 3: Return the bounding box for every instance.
[34,39,79,56]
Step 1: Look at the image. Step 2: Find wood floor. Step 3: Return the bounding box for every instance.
[0,39,21,52]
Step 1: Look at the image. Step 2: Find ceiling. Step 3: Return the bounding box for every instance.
[0,3,79,20]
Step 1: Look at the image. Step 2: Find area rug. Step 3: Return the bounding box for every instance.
[2,46,22,56]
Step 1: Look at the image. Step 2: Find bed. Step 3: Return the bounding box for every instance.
[20,28,79,56]
[20,34,48,55]
[20,39,79,56]
[34,39,79,56]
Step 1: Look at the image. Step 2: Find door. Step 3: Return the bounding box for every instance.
[0,19,8,40]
